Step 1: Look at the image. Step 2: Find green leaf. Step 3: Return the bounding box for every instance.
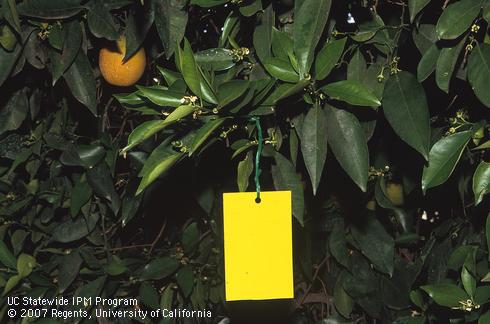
[273,152,305,225]
[70,179,92,217]
[2,275,21,296]
[87,162,120,214]
[480,311,490,324]
[217,80,250,107]
[137,142,184,195]
[0,240,16,269]
[104,256,127,276]
[58,251,82,293]
[329,224,349,267]
[314,37,347,81]
[17,253,35,278]
[263,57,300,83]
[293,0,332,77]
[351,215,395,275]
[461,266,476,298]
[487,214,490,261]
[182,222,199,253]
[0,42,21,88]
[178,39,202,98]
[87,0,119,41]
[421,284,469,307]
[176,266,194,298]
[154,0,188,59]
[417,44,441,82]
[63,50,97,116]
[2,0,21,33]
[0,88,28,136]
[123,104,195,153]
[136,86,184,107]
[473,161,490,205]
[325,106,369,192]
[436,0,482,40]
[139,281,160,309]
[123,1,154,61]
[140,257,180,281]
[188,118,227,155]
[51,21,82,85]
[435,36,466,93]
[382,71,431,159]
[347,49,367,83]
[422,130,472,193]
[237,151,254,192]
[0,24,17,51]
[413,24,437,55]
[408,0,431,22]
[334,271,354,317]
[76,277,106,305]
[467,44,490,107]
[52,211,100,243]
[195,48,235,71]
[17,0,83,19]
[253,4,274,62]
[300,105,328,195]
[322,80,381,107]
[271,28,294,59]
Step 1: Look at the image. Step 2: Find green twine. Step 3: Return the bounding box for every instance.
[251,117,263,203]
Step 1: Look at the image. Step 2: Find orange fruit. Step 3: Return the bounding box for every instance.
[99,37,146,87]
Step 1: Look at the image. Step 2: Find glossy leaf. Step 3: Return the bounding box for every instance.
[87,0,119,41]
[58,251,82,293]
[195,48,235,71]
[300,105,328,195]
[435,37,466,93]
[70,179,92,217]
[87,162,121,213]
[0,88,28,136]
[17,0,83,19]
[294,0,332,76]
[322,80,381,108]
[325,106,369,192]
[217,80,249,107]
[351,215,395,275]
[0,240,16,269]
[253,4,273,62]
[176,266,194,298]
[154,0,188,59]
[436,0,482,40]
[237,151,253,192]
[16,253,35,278]
[137,142,182,196]
[382,71,431,159]
[314,37,347,80]
[408,0,431,22]
[417,44,441,82]
[467,44,490,107]
[188,118,227,155]
[140,257,180,281]
[136,86,184,107]
[273,152,305,225]
[263,57,300,83]
[421,284,469,307]
[122,104,194,153]
[473,161,490,205]
[422,131,472,193]
[63,50,97,116]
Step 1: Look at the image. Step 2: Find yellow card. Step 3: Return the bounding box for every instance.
[223,191,294,301]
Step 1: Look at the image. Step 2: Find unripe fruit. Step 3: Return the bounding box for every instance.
[99,37,146,87]
[386,182,404,206]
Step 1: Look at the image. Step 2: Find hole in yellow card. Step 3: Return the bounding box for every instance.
[223,191,294,301]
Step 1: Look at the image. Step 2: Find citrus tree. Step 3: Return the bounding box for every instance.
[1,0,490,323]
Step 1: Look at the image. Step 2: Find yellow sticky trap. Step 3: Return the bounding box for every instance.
[223,191,294,301]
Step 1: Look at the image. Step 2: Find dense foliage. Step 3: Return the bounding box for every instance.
[1,0,490,323]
